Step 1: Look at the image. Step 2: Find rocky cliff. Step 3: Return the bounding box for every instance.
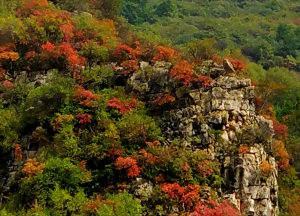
[0,60,278,216]
[123,60,278,216]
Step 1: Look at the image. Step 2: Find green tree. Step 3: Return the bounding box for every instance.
[155,0,178,17]
[121,0,148,25]
[275,23,300,57]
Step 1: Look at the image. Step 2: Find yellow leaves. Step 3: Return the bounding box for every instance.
[22,158,44,176]
[52,113,74,131]
[0,43,19,62]
[0,51,19,61]
[104,123,119,140]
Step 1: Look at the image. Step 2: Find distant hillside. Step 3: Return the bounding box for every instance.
[122,0,300,69]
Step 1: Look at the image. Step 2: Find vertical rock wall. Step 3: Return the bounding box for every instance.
[127,61,279,216]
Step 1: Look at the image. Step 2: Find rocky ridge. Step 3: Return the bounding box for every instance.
[0,60,278,216]
[125,60,278,216]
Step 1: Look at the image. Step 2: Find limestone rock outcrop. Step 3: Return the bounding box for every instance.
[124,60,279,216]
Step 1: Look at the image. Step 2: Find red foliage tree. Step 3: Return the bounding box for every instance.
[139,149,159,165]
[145,140,161,150]
[196,160,215,177]
[161,183,201,207]
[59,23,74,42]
[115,156,142,178]
[273,123,288,138]
[107,145,124,159]
[42,41,56,52]
[14,144,23,160]
[121,59,139,74]
[3,80,14,89]
[25,51,37,61]
[224,57,247,71]
[113,41,141,61]
[189,199,240,216]
[76,113,92,126]
[74,85,99,107]
[170,60,195,85]
[106,97,138,115]
[198,75,213,86]
[152,46,180,62]
[155,94,175,105]
[238,144,249,154]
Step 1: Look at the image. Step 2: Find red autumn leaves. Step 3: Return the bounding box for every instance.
[106,98,138,115]
[161,183,201,207]
[114,148,159,178]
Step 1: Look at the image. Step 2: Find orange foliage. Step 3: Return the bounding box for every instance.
[238,145,249,154]
[22,158,44,176]
[115,157,137,169]
[161,183,201,207]
[79,160,87,170]
[42,41,56,52]
[22,0,48,10]
[113,42,141,61]
[152,46,180,62]
[155,94,175,105]
[197,160,215,177]
[181,162,190,171]
[58,42,85,67]
[273,140,290,170]
[52,113,74,131]
[198,75,213,86]
[145,140,161,150]
[59,23,74,41]
[127,165,142,178]
[161,182,185,199]
[14,144,23,160]
[0,52,19,62]
[224,57,247,70]
[170,60,195,85]
[155,173,166,184]
[84,194,105,213]
[260,161,274,173]
[212,54,223,65]
[0,43,16,53]
[115,156,142,178]
[121,59,139,74]
[254,96,264,107]
[139,149,159,165]
[0,68,5,80]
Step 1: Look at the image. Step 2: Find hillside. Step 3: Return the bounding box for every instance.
[0,0,300,216]
[123,0,300,69]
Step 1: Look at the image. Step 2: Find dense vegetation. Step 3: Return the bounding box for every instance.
[0,0,300,215]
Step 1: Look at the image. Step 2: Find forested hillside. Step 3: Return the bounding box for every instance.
[0,0,300,216]
[122,0,300,69]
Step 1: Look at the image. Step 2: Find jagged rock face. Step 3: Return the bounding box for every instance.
[1,61,279,215]
[126,61,279,216]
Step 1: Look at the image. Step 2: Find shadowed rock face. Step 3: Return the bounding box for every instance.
[124,60,278,216]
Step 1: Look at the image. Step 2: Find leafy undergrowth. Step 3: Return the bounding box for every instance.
[0,0,299,216]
